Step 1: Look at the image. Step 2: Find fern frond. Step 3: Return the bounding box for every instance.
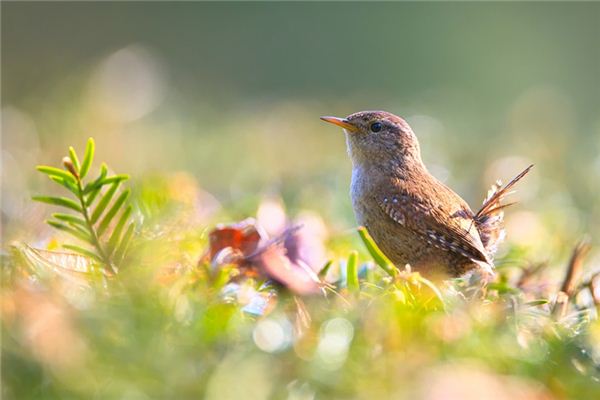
[33,137,136,273]
[108,205,132,252]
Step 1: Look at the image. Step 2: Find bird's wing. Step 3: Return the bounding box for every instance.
[378,189,491,264]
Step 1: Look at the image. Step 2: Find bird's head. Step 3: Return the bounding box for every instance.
[320,110,422,167]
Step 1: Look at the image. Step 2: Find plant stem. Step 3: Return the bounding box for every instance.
[74,176,116,274]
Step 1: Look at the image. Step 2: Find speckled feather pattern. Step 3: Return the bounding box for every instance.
[351,160,489,276]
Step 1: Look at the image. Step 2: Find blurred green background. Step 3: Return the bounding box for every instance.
[3,3,600,399]
[3,2,600,254]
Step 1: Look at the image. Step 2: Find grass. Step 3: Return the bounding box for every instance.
[2,140,600,399]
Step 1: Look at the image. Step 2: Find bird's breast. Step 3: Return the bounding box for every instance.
[350,165,387,228]
[350,166,369,224]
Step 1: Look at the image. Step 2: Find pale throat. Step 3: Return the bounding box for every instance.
[346,134,424,181]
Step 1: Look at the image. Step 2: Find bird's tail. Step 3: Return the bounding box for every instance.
[474,164,534,255]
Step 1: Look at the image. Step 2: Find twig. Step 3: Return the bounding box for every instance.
[552,291,570,319]
[517,261,548,288]
[560,238,591,297]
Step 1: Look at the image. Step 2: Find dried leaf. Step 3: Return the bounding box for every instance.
[12,243,103,286]
[208,218,263,260]
[207,220,323,295]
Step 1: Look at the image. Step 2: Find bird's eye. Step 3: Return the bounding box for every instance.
[370,122,383,132]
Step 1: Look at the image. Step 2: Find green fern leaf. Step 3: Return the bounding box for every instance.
[36,166,76,184]
[108,205,132,252]
[32,196,83,213]
[90,181,120,224]
[114,222,134,262]
[79,138,95,179]
[84,174,128,196]
[97,189,130,237]
[85,186,102,207]
[52,213,87,228]
[101,175,129,185]
[62,244,103,262]
[68,146,81,172]
[47,220,93,244]
[83,163,108,195]
[49,176,78,195]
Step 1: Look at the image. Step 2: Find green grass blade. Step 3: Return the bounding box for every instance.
[90,181,119,224]
[62,244,103,263]
[52,213,87,228]
[414,275,445,305]
[114,222,134,263]
[47,220,93,244]
[36,165,76,184]
[346,251,359,291]
[97,189,130,237]
[79,138,95,179]
[524,299,549,307]
[32,196,83,213]
[357,226,397,278]
[108,205,132,252]
[318,260,333,278]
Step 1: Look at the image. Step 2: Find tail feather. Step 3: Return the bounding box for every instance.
[475,164,533,255]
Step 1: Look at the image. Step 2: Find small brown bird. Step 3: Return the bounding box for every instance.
[321,111,532,277]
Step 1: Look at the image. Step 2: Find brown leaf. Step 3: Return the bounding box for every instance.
[208,218,263,260]
[207,220,323,295]
[12,243,102,286]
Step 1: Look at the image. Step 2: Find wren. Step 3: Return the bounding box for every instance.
[321,111,532,277]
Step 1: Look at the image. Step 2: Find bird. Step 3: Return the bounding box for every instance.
[320,110,532,278]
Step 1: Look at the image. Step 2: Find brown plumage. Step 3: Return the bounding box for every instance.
[321,111,532,277]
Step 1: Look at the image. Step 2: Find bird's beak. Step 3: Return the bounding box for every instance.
[320,116,358,133]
